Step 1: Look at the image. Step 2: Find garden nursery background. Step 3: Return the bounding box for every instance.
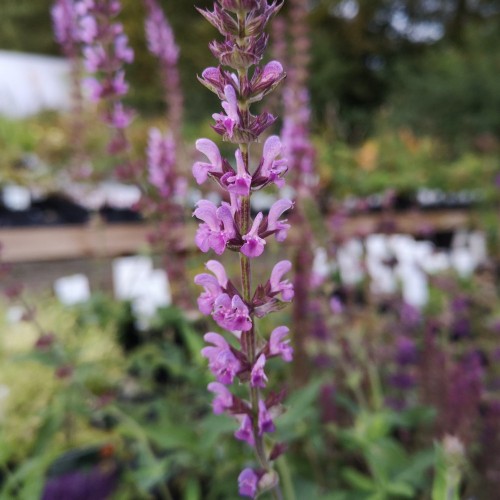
[1,0,500,499]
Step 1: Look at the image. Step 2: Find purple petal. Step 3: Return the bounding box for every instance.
[206,260,228,288]
[238,468,259,498]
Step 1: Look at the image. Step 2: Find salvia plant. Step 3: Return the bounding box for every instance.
[51,0,89,176]
[77,0,135,165]
[281,0,317,384]
[144,0,190,307]
[144,0,183,198]
[193,0,294,497]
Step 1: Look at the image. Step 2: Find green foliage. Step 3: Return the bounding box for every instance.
[318,127,499,198]
[388,24,500,151]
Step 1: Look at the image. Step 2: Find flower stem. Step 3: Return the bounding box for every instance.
[238,144,284,500]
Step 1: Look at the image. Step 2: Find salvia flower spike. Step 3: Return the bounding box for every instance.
[194,1,292,498]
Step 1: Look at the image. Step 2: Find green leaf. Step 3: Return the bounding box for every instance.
[385,481,415,497]
[341,468,377,492]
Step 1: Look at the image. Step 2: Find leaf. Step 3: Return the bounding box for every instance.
[341,468,376,492]
[394,449,435,487]
[278,379,323,438]
[385,481,415,497]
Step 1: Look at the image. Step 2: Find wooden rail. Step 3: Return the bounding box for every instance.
[0,222,155,263]
[0,209,476,263]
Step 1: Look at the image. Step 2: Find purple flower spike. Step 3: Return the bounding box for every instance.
[241,213,266,258]
[269,260,294,301]
[52,0,79,51]
[195,0,290,490]
[147,128,176,197]
[238,468,259,498]
[267,199,293,241]
[208,382,234,414]
[193,138,224,184]
[251,354,268,388]
[258,400,275,435]
[145,0,180,64]
[213,294,252,332]
[201,332,242,384]
[269,326,293,362]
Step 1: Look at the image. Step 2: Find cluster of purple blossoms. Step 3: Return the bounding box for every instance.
[194,1,293,497]
[146,127,185,199]
[144,0,182,197]
[144,0,183,140]
[77,0,135,155]
[52,0,80,57]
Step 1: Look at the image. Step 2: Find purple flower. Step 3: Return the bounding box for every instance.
[238,468,259,498]
[241,213,266,258]
[235,415,255,446]
[395,337,418,366]
[110,70,129,97]
[266,199,293,241]
[258,400,275,435]
[78,15,98,43]
[107,102,134,129]
[251,354,268,388]
[212,85,240,138]
[83,44,106,72]
[194,274,223,315]
[250,60,286,102]
[269,326,293,362]
[194,200,237,255]
[51,0,79,52]
[329,297,344,315]
[213,294,252,332]
[145,0,180,64]
[194,260,228,314]
[147,128,176,196]
[222,149,252,196]
[201,332,242,384]
[42,467,117,500]
[115,34,134,63]
[269,260,294,301]
[199,66,237,99]
[256,135,288,188]
[207,382,233,414]
[389,371,416,390]
[206,259,229,287]
[193,139,224,185]
[400,302,421,327]
[84,77,104,102]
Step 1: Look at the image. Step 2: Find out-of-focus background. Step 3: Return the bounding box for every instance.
[1,0,500,499]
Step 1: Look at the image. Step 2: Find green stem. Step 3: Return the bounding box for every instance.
[277,456,295,500]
